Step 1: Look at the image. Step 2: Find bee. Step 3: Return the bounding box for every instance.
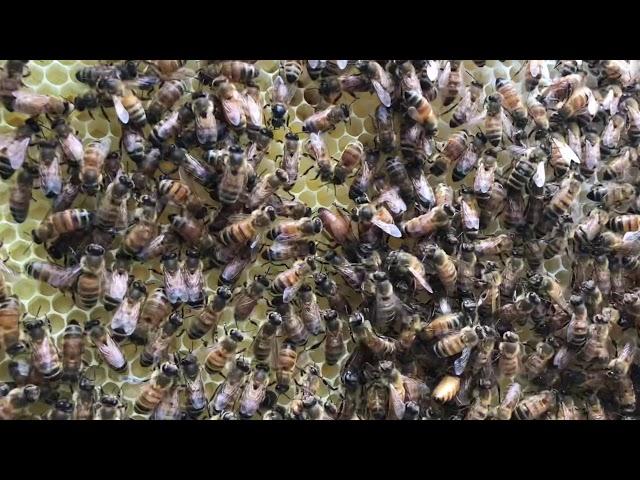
[22,317,62,382]
[315,272,352,315]
[0,119,40,179]
[190,93,217,149]
[529,273,570,314]
[437,60,463,107]
[156,252,186,306]
[271,198,311,220]
[8,163,38,224]
[493,77,527,128]
[72,371,96,420]
[213,77,247,130]
[499,291,541,327]
[86,320,127,372]
[432,375,461,404]
[134,362,180,415]
[78,137,110,194]
[146,79,187,124]
[349,311,396,357]
[294,284,324,336]
[46,398,75,420]
[433,130,469,177]
[95,76,145,127]
[187,286,232,340]
[217,146,248,205]
[269,75,295,129]
[557,86,598,122]
[271,256,316,303]
[317,207,356,245]
[473,150,497,198]
[600,60,632,86]
[608,214,640,233]
[302,104,350,134]
[276,60,302,84]
[135,287,172,344]
[587,183,636,209]
[383,156,414,205]
[274,340,298,394]
[402,204,453,238]
[219,205,276,249]
[275,299,309,346]
[385,250,432,293]
[243,83,265,138]
[253,312,282,362]
[474,234,514,258]
[483,94,504,147]
[585,394,607,420]
[205,329,244,374]
[537,175,581,236]
[452,132,485,183]
[601,114,626,155]
[419,312,466,342]
[94,390,126,420]
[514,390,557,420]
[593,256,611,298]
[140,312,183,368]
[238,363,270,419]
[403,90,437,134]
[273,132,302,191]
[374,104,396,153]
[60,320,85,383]
[356,60,394,107]
[433,326,478,359]
[120,196,158,258]
[168,212,205,248]
[320,310,345,366]
[465,386,492,421]
[333,141,364,185]
[526,94,549,133]
[94,175,131,234]
[7,90,73,116]
[0,385,40,420]
[496,331,521,380]
[263,239,316,263]
[149,106,193,147]
[448,80,484,129]
[110,281,147,339]
[210,356,251,414]
[231,275,268,324]
[620,95,640,146]
[247,169,289,210]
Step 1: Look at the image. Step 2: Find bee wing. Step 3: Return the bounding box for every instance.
[107,271,129,302]
[283,282,303,304]
[387,384,406,420]
[376,188,407,216]
[371,79,392,108]
[99,335,126,369]
[371,215,402,238]
[425,60,440,82]
[438,61,451,89]
[0,260,18,283]
[125,76,160,91]
[466,111,486,127]
[623,231,640,243]
[63,134,84,163]
[454,347,472,376]
[533,160,546,187]
[588,89,602,116]
[52,264,83,289]
[501,110,515,140]
[307,60,321,69]
[408,265,433,293]
[112,95,130,124]
[529,60,541,78]
[12,90,49,108]
[274,231,302,243]
[461,200,480,230]
[250,234,263,252]
[2,136,30,169]
[552,138,580,164]
[335,60,349,70]
[222,98,243,126]
[242,93,263,128]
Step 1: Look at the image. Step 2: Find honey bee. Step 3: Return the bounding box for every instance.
[271,256,316,303]
[332,141,364,185]
[189,93,217,149]
[135,287,172,344]
[140,312,183,368]
[318,309,345,366]
[216,146,248,205]
[213,77,247,130]
[355,60,394,107]
[495,77,527,128]
[86,320,127,372]
[448,79,484,129]
[514,390,557,420]
[187,286,232,340]
[110,281,147,339]
[302,103,350,134]
[274,340,297,394]
[402,204,453,238]
[215,60,259,84]
[60,320,85,383]
[120,196,158,259]
[8,163,37,224]
[134,362,180,415]
[404,90,438,135]
[147,79,187,124]
[349,311,396,357]
[373,104,396,153]
[537,174,581,236]
[601,114,626,156]
[585,394,607,420]
[419,312,466,342]
[262,239,316,263]
[492,382,522,420]
[24,317,62,381]
[434,130,469,177]
[7,90,73,116]
[205,329,244,374]
[218,205,276,249]
[94,390,127,420]
[317,207,356,245]
[0,119,40,179]
[432,375,461,404]
[483,94,504,148]
[293,284,323,336]
[452,132,485,182]
[529,273,570,314]
[247,169,289,210]
[72,244,105,309]
[600,60,632,86]
[210,356,251,414]
[0,385,40,420]
[230,275,267,324]
[238,363,270,419]
[269,75,295,129]
[78,137,110,194]
[252,312,282,362]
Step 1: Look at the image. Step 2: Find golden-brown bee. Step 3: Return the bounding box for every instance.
[465,387,492,421]
[349,312,396,357]
[423,245,457,295]
[135,287,172,344]
[484,93,503,147]
[600,60,632,86]
[321,310,345,366]
[210,356,251,414]
[356,60,394,107]
[73,372,96,420]
[219,205,276,249]
[271,198,311,220]
[231,275,268,323]
[448,80,484,129]
[529,273,570,314]
[526,94,549,132]
[269,75,295,129]
[79,138,111,194]
[433,326,478,358]
[302,104,350,134]
[191,93,217,149]
[432,375,461,404]
[514,390,557,420]
[60,320,85,382]
[23,318,62,381]
[0,385,40,420]
[402,204,453,238]
[333,141,364,185]
[403,90,438,134]
[274,340,297,394]
[278,60,302,84]
[540,73,583,108]
[121,196,158,259]
[435,130,470,177]
[558,86,597,120]
[147,79,187,124]
[37,140,62,199]
[204,329,244,374]
[94,391,126,420]
[217,145,248,205]
[8,90,73,116]
[86,320,127,372]
[75,244,106,310]
[609,214,640,233]
[474,234,513,258]
[95,175,131,234]
[419,312,466,342]
[495,77,527,128]
[248,169,289,210]
[186,286,232,340]
[573,208,609,251]
[31,208,93,245]
[579,130,600,178]
[110,280,147,339]
[238,363,270,419]
[134,362,180,415]
[213,77,247,130]
[216,61,259,84]
[263,239,316,262]
[276,300,309,346]
[585,394,607,420]
[438,60,463,107]
[158,178,192,207]
[374,104,396,153]
[386,250,432,293]
[9,163,37,224]
[271,256,316,303]
[275,132,302,190]
[297,284,324,336]
[537,174,581,236]
[601,114,627,156]
[0,296,21,355]
[317,207,356,245]
[493,382,522,420]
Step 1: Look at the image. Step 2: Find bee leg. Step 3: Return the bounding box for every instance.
[100,106,110,121]
[301,165,315,177]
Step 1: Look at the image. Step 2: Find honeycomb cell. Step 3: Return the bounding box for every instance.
[45,62,71,86]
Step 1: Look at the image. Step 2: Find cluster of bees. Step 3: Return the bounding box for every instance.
[0,59,640,420]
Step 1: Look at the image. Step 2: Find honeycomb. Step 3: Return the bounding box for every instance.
[0,60,630,420]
